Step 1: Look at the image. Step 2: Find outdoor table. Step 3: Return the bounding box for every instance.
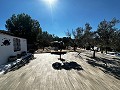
[51,51,67,60]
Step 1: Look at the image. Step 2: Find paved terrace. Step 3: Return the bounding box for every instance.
[0,52,120,90]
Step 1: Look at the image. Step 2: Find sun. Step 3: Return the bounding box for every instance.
[44,0,56,5]
[48,0,55,5]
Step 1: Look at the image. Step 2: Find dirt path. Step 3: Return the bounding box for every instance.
[0,52,120,90]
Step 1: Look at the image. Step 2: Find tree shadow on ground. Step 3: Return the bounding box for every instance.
[52,61,83,71]
[86,57,120,80]
[75,53,83,59]
[112,57,120,61]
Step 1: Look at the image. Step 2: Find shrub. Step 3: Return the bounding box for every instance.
[8,56,17,62]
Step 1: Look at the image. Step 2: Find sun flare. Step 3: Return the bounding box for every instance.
[44,0,56,5]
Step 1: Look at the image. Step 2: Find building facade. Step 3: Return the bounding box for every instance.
[0,31,27,65]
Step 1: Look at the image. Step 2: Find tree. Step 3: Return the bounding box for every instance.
[37,31,54,50]
[66,29,71,38]
[97,18,119,53]
[110,29,120,51]
[66,23,93,51]
[72,27,84,48]
[62,37,72,49]
[66,28,84,51]
[82,23,93,49]
[5,13,41,44]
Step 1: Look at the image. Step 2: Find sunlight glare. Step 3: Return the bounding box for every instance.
[41,0,58,24]
[44,0,56,5]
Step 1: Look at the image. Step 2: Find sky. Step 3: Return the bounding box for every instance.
[0,0,120,37]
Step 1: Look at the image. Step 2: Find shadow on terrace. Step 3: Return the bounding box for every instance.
[52,61,83,71]
[86,56,120,80]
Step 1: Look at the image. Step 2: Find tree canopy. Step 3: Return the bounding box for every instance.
[66,18,120,53]
[96,18,120,53]
[5,14,120,53]
[5,13,42,44]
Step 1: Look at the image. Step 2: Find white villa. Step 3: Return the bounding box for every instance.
[0,30,27,65]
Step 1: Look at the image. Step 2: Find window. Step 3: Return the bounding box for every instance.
[13,38,21,52]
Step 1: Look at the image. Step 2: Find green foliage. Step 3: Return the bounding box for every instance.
[82,23,93,48]
[5,13,41,44]
[5,14,120,52]
[72,27,84,47]
[96,18,120,52]
[66,23,93,48]
[65,18,120,53]
[62,37,72,48]
[37,31,54,48]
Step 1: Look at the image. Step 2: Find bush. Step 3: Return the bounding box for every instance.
[29,49,35,54]
[17,54,21,59]
[8,56,17,62]
[21,51,27,56]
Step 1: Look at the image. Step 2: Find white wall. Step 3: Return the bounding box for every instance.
[0,33,27,65]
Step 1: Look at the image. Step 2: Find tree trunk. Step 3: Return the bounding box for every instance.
[101,47,103,53]
[101,50,103,53]
[93,50,95,58]
[60,49,62,60]
[43,47,44,51]
[105,47,107,54]
[74,46,76,51]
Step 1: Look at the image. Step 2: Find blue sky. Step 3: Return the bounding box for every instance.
[0,0,120,37]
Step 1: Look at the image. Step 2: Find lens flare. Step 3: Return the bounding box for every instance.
[42,0,57,24]
[44,0,56,5]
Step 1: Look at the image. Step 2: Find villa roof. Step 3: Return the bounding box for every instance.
[0,30,14,36]
[0,30,26,40]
